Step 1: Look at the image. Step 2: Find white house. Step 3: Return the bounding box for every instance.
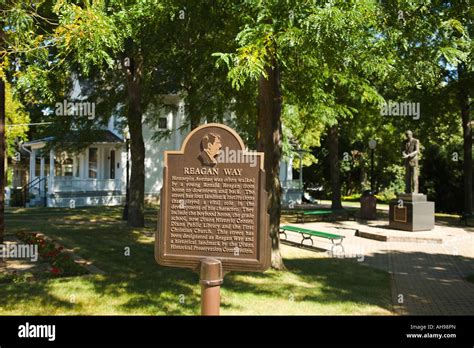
[19,95,186,208]
[16,82,299,208]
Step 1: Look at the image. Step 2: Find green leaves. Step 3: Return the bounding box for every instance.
[438,46,469,66]
[53,0,121,74]
[214,22,275,90]
[4,81,30,157]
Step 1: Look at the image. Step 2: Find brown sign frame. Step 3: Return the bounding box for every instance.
[155,123,270,272]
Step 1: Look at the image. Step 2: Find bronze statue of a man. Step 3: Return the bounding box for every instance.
[402,130,419,193]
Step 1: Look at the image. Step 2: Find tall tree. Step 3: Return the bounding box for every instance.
[0,78,4,243]
[458,63,472,215]
[123,48,145,227]
[215,1,303,269]
[327,125,342,209]
[256,54,283,268]
[0,1,7,243]
[50,0,174,227]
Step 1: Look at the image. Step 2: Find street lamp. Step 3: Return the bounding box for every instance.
[368,139,377,193]
[122,131,130,220]
[295,145,309,203]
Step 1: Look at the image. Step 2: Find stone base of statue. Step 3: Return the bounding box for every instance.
[389,193,435,231]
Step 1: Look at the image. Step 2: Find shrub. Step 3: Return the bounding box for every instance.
[15,231,88,278]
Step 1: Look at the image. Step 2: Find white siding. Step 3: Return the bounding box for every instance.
[142,98,188,196]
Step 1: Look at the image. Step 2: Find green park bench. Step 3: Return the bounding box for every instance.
[296,209,357,223]
[279,225,345,251]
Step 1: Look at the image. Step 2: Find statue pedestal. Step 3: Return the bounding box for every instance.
[389,193,435,231]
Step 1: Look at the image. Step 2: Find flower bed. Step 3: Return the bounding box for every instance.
[15,231,89,278]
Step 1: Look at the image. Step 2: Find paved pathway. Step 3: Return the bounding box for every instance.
[388,241,474,315]
[282,219,474,315]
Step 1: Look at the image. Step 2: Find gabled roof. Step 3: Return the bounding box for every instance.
[95,130,124,143]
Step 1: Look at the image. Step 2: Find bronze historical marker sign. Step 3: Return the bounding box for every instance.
[155,123,270,272]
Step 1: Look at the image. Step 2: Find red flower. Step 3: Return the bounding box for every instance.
[51,267,61,274]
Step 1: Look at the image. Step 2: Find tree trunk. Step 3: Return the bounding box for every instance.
[257,60,285,270]
[125,55,145,227]
[184,84,201,130]
[0,23,5,243]
[328,124,342,210]
[458,63,473,215]
[188,99,200,130]
[0,78,5,243]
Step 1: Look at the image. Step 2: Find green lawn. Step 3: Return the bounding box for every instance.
[2,206,393,315]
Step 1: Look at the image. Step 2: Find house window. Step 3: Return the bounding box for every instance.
[54,155,73,177]
[62,158,73,176]
[158,117,168,130]
[88,148,98,178]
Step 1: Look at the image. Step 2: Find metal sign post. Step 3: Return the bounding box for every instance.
[199,258,223,315]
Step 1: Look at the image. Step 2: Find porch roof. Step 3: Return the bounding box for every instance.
[22,130,124,147]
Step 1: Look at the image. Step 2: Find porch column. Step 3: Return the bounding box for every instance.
[175,100,185,149]
[287,156,293,181]
[49,149,55,194]
[29,149,36,183]
[174,108,181,150]
[40,156,45,193]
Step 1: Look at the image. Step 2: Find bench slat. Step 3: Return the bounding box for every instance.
[280,225,344,240]
[302,210,335,215]
[302,209,356,216]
